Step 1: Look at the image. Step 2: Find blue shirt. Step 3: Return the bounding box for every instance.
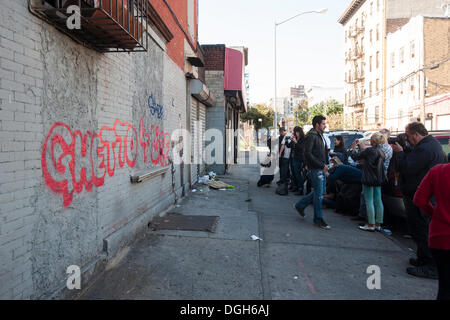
[328,165,362,184]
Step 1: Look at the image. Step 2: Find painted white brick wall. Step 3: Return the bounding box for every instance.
[0,0,189,299]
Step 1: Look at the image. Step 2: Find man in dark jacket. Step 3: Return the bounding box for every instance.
[392,122,445,279]
[294,115,330,230]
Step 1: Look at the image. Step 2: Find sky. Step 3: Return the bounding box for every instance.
[198,0,354,104]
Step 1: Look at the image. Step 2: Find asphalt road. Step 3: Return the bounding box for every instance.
[80,155,438,300]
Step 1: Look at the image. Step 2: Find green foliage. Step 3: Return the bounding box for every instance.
[293,99,309,128]
[241,104,274,131]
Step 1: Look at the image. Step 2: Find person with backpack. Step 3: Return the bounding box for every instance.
[350,132,387,232]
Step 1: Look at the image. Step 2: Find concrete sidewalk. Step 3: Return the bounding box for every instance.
[80,161,438,300]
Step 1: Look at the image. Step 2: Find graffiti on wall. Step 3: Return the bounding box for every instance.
[148,93,165,120]
[42,118,171,207]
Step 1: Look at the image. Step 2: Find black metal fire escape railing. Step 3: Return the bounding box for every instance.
[29,0,151,52]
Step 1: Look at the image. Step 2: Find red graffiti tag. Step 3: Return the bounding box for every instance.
[42,118,170,207]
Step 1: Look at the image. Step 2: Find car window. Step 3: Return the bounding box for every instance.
[328,134,363,151]
[438,138,450,155]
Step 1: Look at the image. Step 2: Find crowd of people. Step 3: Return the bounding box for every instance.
[258,115,450,300]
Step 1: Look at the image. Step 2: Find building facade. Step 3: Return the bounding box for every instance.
[201,45,248,174]
[339,0,446,130]
[385,16,450,132]
[0,0,225,299]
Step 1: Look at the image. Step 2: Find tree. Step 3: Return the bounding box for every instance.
[308,99,344,131]
[293,99,309,128]
[241,104,274,131]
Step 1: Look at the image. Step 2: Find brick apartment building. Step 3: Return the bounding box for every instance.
[0,0,241,299]
[386,16,450,131]
[339,0,447,130]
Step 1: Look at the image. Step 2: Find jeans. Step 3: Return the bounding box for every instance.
[279,158,290,183]
[431,248,450,300]
[295,169,326,222]
[362,185,384,225]
[293,159,304,191]
[403,197,434,265]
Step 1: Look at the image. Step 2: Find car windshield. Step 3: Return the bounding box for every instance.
[328,134,363,150]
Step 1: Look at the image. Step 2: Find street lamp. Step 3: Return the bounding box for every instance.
[273,8,328,132]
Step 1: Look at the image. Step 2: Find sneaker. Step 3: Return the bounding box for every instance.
[409,258,428,267]
[406,266,438,280]
[359,225,375,232]
[314,218,330,230]
[375,226,382,232]
[294,204,305,218]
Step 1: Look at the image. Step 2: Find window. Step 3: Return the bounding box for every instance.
[400,47,404,64]
[376,79,379,95]
[375,106,380,123]
[399,81,403,94]
[370,2,373,15]
[410,75,415,91]
[369,56,372,72]
[377,0,380,11]
[370,29,373,43]
[345,72,347,82]
[391,52,395,68]
[345,93,347,105]
[365,108,369,124]
[361,37,364,51]
[369,82,373,96]
[376,24,380,41]
[349,91,352,104]
[376,51,379,69]
[410,40,415,58]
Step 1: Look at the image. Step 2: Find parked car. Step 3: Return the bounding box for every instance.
[433,134,450,161]
[324,131,365,152]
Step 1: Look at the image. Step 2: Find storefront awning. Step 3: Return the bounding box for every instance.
[224,48,247,112]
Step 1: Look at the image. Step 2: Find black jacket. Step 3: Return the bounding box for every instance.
[289,137,305,161]
[351,146,386,186]
[395,135,445,198]
[303,129,328,170]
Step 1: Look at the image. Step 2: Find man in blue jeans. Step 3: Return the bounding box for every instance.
[294,115,330,230]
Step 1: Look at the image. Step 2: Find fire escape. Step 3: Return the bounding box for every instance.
[345,15,365,129]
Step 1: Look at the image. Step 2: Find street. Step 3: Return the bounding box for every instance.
[80,153,438,300]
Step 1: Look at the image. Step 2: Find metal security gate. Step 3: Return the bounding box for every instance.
[199,103,207,176]
[190,98,206,185]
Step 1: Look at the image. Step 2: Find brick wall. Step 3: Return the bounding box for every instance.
[202,45,226,71]
[0,0,188,299]
[424,18,450,98]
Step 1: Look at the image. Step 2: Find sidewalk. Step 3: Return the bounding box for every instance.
[80,158,438,300]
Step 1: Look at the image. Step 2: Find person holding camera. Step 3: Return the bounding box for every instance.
[289,126,306,195]
[276,128,292,195]
[350,132,387,232]
[392,122,445,279]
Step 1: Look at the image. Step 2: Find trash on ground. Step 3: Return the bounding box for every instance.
[227,185,235,189]
[408,248,414,252]
[203,180,231,189]
[402,235,412,239]
[382,229,392,236]
[208,171,217,179]
[293,276,299,280]
[286,233,291,237]
[198,175,210,184]
[219,188,227,191]
[192,189,197,192]
[251,235,263,241]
